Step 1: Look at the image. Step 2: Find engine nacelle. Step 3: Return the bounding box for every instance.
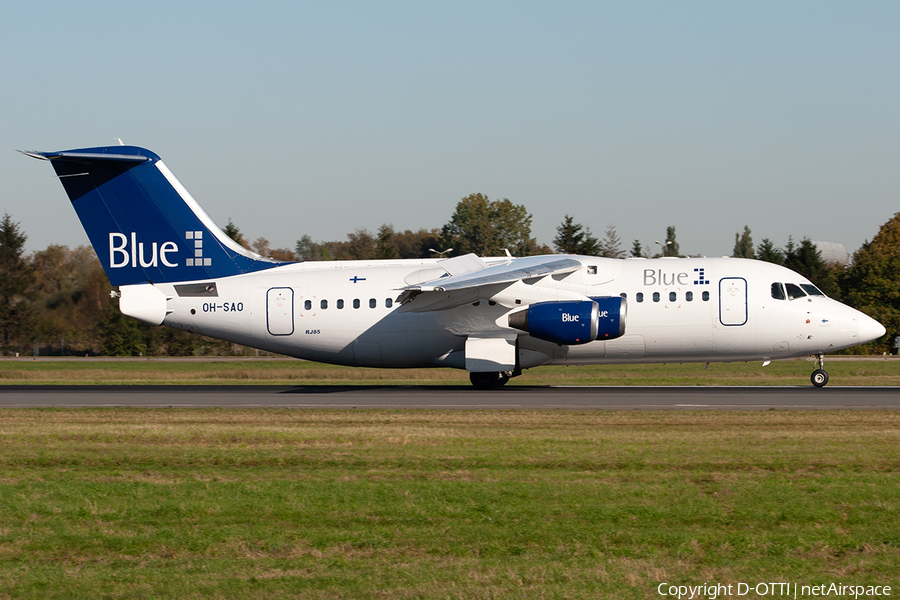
[508,297,626,345]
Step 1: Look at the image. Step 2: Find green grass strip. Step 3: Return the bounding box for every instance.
[0,409,897,598]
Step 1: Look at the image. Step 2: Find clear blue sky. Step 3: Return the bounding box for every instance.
[3,1,898,258]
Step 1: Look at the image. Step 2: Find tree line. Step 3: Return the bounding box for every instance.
[0,195,897,356]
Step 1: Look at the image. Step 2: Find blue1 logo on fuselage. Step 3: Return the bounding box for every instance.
[642,268,711,287]
[643,269,689,286]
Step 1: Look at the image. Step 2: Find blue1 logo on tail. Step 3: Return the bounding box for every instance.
[109,233,179,269]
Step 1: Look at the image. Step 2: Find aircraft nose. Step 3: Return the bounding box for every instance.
[858,313,886,344]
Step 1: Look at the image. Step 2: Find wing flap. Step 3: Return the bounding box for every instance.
[439,253,489,277]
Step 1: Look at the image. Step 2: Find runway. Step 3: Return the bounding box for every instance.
[0,385,897,410]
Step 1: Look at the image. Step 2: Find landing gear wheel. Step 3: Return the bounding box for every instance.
[810,353,829,387]
[469,372,506,390]
[811,369,829,388]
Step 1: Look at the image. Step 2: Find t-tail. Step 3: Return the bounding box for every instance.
[22,145,282,286]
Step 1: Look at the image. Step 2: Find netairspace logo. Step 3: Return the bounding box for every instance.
[657,582,892,599]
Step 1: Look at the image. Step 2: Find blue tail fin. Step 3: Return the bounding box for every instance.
[25,145,281,286]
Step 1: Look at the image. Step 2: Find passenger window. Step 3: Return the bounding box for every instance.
[669,292,676,302]
[702,291,710,301]
[304,300,312,311]
[385,298,393,308]
[800,284,825,297]
[587,265,597,275]
[636,292,644,303]
[653,292,660,303]
[320,299,327,309]
[369,298,376,309]
[771,282,786,300]
[686,291,693,302]
[785,283,807,300]
[353,299,360,309]
[337,299,344,309]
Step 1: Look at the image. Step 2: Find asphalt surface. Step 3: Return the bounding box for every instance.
[0,385,896,409]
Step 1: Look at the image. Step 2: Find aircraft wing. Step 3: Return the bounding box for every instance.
[398,254,582,312]
[418,254,582,291]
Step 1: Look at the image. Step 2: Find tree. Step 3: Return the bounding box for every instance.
[223,219,249,249]
[553,215,600,255]
[318,240,346,260]
[0,214,34,354]
[733,226,754,258]
[299,227,445,261]
[268,247,297,262]
[442,193,492,256]
[784,237,840,298]
[755,238,784,265]
[30,245,110,354]
[839,212,900,353]
[631,240,646,258]
[375,224,397,259]
[443,193,540,256]
[97,300,146,356]
[393,228,444,259]
[487,198,539,256]
[296,234,324,261]
[655,226,680,257]
[251,237,271,257]
[784,237,823,281]
[599,225,625,258]
[345,229,377,260]
[251,237,295,261]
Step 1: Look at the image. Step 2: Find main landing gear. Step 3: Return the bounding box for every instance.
[469,371,513,390]
[810,354,829,388]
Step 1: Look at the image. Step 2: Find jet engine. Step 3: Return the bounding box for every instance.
[508,297,626,345]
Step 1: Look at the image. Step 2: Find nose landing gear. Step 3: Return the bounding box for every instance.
[811,354,829,387]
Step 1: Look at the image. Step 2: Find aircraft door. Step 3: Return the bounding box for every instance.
[719,278,747,326]
[266,287,294,335]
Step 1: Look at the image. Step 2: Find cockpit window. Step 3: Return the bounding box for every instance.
[800,284,825,297]
[784,283,807,300]
[771,282,786,300]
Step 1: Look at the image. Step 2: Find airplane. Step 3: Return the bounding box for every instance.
[23,145,886,388]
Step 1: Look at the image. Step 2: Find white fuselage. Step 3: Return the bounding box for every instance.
[28,145,882,379]
[143,255,877,370]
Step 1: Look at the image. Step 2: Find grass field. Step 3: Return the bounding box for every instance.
[0,356,898,386]
[0,409,897,598]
